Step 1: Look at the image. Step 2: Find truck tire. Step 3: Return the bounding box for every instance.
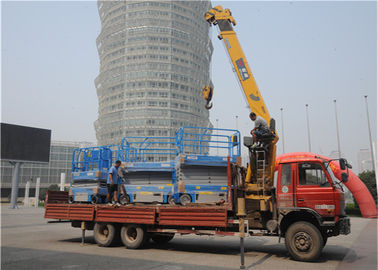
[120,224,147,249]
[91,195,98,205]
[93,223,117,247]
[179,194,191,205]
[285,221,323,262]
[151,233,174,244]
[119,194,130,205]
[167,195,176,205]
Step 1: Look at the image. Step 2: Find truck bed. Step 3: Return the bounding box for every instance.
[44,191,229,228]
[45,203,228,227]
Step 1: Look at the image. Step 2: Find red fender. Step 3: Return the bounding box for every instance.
[276,152,378,218]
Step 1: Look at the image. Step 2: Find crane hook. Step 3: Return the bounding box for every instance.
[202,85,213,110]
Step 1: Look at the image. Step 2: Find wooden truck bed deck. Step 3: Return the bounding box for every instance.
[44,191,229,228]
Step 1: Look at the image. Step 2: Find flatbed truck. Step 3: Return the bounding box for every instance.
[45,155,350,264]
[44,5,353,267]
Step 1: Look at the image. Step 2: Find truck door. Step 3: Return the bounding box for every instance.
[295,162,335,216]
[277,163,295,208]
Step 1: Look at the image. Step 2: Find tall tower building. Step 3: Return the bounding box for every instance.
[94,0,213,158]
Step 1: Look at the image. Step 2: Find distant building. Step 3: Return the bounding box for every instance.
[94,1,213,160]
[358,149,373,173]
[0,141,94,198]
[328,150,344,160]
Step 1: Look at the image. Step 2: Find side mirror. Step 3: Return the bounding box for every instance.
[346,163,352,169]
[341,172,349,183]
[339,159,346,170]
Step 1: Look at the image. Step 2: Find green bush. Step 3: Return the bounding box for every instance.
[39,184,60,201]
[346,203,361,216]
[358,171,377,205]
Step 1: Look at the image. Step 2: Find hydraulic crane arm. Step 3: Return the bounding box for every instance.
[204,6,279,199]
[205,6,270,124]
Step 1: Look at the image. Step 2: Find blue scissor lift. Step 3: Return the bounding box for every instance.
[119,127,240,205]
[70,145,119,204]
[173,127,241,205]
[119,136,178,204]
[69,127,241,205]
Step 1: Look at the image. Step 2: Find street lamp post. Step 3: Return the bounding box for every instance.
[364,95,376,173]
[280,108,285,153]
[305,104,312,152]
[333,99,342,159]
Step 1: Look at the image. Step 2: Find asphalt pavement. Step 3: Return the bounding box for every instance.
[1,205,377,270]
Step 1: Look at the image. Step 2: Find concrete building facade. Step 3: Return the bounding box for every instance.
[94,1,213,159]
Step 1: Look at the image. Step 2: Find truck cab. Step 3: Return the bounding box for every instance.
[274,156,350,261]
[276,157,346,217]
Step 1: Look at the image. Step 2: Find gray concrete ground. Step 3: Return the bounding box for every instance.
[1,205,377,270]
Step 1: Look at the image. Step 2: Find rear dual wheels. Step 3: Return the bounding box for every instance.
[120,224,148,249]
[94,223,174,249]
[93,223,119,247]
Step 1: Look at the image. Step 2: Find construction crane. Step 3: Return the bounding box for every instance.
[203,6,278,208]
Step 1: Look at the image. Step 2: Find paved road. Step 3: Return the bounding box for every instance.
[1,205,377,270]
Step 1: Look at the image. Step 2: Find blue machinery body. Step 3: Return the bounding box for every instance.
[70,145,119,203]
[70,127,241,204]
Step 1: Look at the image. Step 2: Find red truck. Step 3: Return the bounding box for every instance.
[45,155,350,263]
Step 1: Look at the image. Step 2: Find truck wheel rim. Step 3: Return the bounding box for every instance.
[294,232,312,252]
[181,195,191,205]
[120,196,128,205]
[127,227,137,242]
[98,225,109,241]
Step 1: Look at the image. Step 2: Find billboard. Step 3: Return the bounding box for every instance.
[1,123,51,163]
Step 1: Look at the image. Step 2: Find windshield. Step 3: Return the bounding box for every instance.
[324,161,343,191]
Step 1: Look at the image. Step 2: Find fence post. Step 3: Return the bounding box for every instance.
[35,177,40,208]
[24,180,30,207]
[9,162,22,209]
[60,173,66,191]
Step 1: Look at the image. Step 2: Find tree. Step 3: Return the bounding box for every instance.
[358,171,377,205]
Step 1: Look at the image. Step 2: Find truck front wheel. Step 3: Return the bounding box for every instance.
[120,224,147,249]
[93,223,118,247]
[285,221,323,262]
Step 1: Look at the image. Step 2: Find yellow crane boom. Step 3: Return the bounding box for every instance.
[204,6,279,212]
[205,6,270,123]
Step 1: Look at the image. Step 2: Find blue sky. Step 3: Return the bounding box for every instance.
[1,1,377,168]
